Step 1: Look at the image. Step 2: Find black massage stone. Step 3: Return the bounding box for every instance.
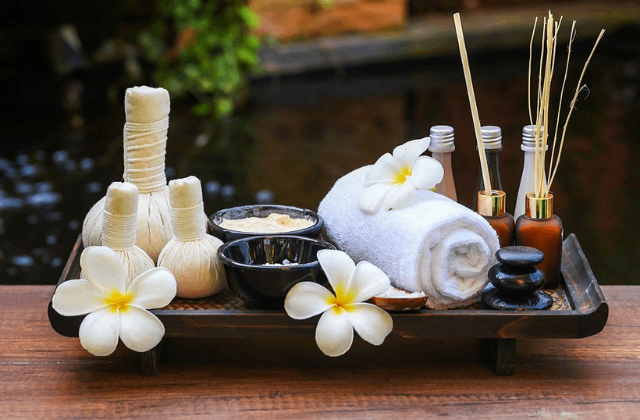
[482,246,553,311]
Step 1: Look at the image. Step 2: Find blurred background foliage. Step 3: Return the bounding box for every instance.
[138,0,261,120]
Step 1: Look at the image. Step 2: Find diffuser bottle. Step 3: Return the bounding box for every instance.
[428,125,457,202]
[477,190,514,248]
[514,125,547,221]
[472,126,503,210]
[515,193,563,289]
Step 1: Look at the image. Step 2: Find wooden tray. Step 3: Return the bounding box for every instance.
[48,233,608,376]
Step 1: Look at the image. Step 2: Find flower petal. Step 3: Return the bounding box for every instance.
[315,308,354,357]
[80,246,126,294]
[347,261,391,302]
[78,307,120,356]
[392,137,430,169]
[317,249,355,298]
[357,183,395,214]
[346,303,393,346]
[364,153,398,185]
[128,267,177,310]
[52,279,107,316]
[119,306,165,353]
[381,177,416,211]
[284,282,334,320]
[410,156,444,190]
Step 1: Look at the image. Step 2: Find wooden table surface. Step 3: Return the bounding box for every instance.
[2,285,639,419]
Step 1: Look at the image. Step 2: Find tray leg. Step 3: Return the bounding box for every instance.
[141,343,160,376]
[484,338,516,376]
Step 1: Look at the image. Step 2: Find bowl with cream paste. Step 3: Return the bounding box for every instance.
[208,204,323,242]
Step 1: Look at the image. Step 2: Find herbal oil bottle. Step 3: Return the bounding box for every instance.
[477,190,514,248]
[428,125,457,201]
[514,125,547,221]
[515,193,563,289]
[472,126,503,210]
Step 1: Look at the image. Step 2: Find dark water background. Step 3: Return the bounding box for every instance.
[1,25,639,286]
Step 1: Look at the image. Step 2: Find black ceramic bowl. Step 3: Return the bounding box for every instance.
[208,204,323,242]
[217,235,335,309]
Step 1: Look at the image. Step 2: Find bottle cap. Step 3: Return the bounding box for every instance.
[481,126,502,150]
[428,125,455,153]
[525,192,554,219]
[522,125,548,152]
[477,190,506,217]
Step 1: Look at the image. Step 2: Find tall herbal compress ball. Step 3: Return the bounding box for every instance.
[82,86,173,262]
[158,176,226,298]
[88,181,155,285]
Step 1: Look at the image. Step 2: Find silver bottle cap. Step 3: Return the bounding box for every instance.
[428,125,455,153]
[522,125,548,151]
[481,126,502,150]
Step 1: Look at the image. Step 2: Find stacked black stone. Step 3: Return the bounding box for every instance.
[482,246,553,310]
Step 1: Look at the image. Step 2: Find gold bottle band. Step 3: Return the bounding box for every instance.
[477,190,506,217]
[525,192,554,219]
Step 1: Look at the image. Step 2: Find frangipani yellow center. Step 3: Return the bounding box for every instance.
[327,284,357,314]
[104,289,134,313]
[393,166,412,185]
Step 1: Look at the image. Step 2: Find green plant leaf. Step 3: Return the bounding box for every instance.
[237,6,260,30]
[138,32,164,62]
[237,47,257,66]
[192,102,213,116]
[244,34,260,50]
[183,64,201,80]
[199,76,216,92]
[215,97,233,117]
[187,0,201,12]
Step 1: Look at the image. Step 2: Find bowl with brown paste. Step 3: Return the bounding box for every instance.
[208,204,323,242]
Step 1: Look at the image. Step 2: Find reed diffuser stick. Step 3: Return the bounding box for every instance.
[527,12,604,199]
[534,16,547,198]
[528,17,538,128]
[453,13,491,195]
[547,21,576,178]
[546,29,605,193]
[538,14,554,196]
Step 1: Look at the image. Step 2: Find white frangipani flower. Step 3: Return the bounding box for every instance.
[52,246,177,356]
[284,249,393,357]
[358,137,444,214]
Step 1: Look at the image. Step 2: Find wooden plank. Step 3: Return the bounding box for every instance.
[1,285,639,418]
[254,0,640,77]
[249,0,406,42]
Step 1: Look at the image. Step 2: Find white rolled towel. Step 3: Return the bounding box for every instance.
[318,166,499,309]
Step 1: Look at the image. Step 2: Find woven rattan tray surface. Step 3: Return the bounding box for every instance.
[162,286,570,311]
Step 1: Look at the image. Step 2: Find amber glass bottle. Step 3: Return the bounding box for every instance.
[477,190,514,248]
[515,193,563,289]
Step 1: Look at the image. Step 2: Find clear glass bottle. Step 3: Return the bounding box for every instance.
[428,125,457,202]
[472,126,503,210]
[514,125,547,221]
[477,190,514,248]
[515,193,563,289]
